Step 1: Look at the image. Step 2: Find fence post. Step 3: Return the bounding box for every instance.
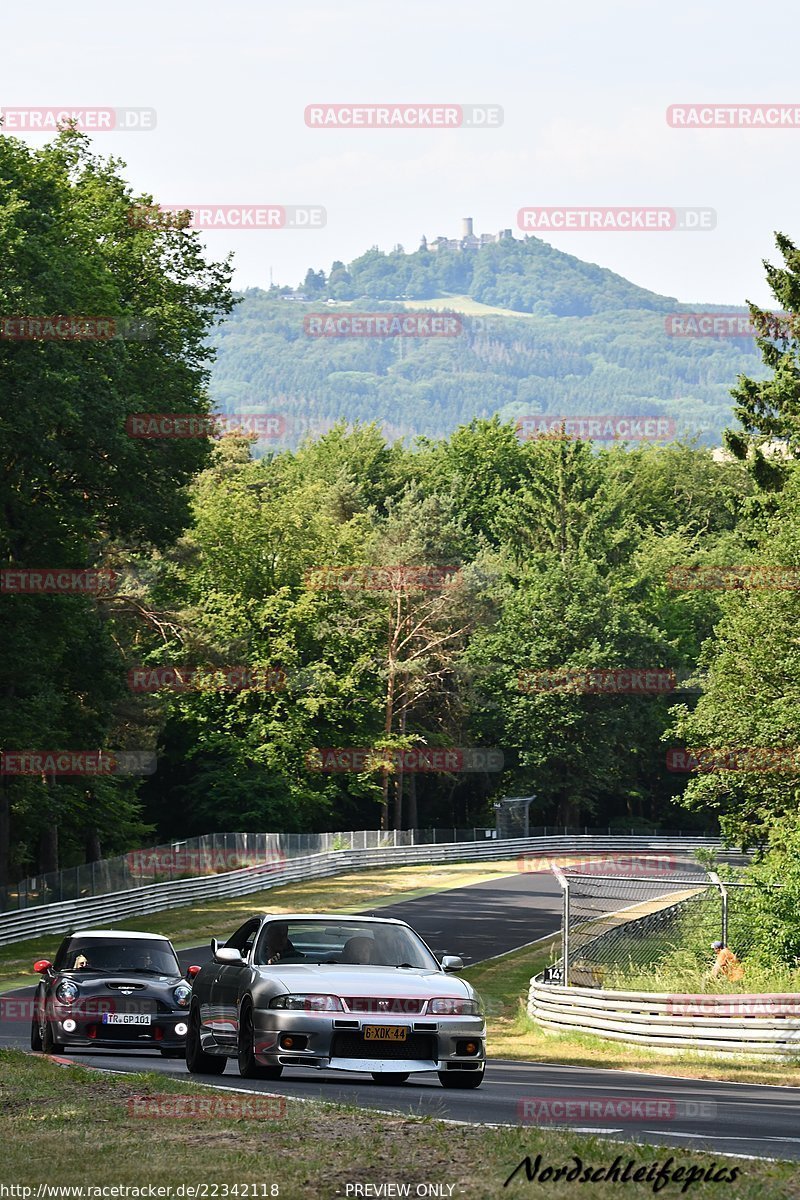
[551,864,570,987]
[708,871,728,946]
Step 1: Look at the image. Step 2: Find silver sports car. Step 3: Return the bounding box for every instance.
[187,913,485,1088]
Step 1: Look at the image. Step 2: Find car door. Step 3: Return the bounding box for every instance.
[208,918,260,1047]
[41,937,70,1025]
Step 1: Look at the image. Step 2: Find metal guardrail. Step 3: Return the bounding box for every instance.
[5,824,708,912]
[527,978,800,1058]
[0,835,729,947]
[3,828,502,910]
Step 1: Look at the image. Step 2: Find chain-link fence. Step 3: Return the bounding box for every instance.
[2,826,503,911]
[543,859,768,988]
[2,824,716,912]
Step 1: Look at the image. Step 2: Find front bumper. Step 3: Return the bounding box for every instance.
[47,1006,189,1050]
[251,1009,486,1074]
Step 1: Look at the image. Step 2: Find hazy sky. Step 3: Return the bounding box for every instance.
[1,0,791,306]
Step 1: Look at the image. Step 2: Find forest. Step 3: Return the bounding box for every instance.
[209,239,766,448]
[3,129,800,903]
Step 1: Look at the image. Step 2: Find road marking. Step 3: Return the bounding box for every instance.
[491,1058,800,1092]
[568,1127,624,1134]
[644,1131,800,1144]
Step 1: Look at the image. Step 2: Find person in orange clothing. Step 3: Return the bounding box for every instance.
[710,940,744,981]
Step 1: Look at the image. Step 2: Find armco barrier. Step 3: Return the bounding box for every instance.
[0,836,729,947]
[527,978,800,1058]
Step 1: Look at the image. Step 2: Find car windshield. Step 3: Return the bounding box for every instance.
[63,939,180,975]
[253,920,438,969]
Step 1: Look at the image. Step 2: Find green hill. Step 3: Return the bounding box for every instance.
[208,236,765,448]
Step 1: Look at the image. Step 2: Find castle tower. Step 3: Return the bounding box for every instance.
[461,217,474,238]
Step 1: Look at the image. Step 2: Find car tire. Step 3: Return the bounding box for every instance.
[370,1073,409,1085]
[42,1020,65,1055]
[438,1068,484,1089]
[30,1012,43,1052]
[237,1002,283,1080]
[186,1006,226,1075]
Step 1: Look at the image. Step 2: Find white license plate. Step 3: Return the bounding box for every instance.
[102,1013,152,1025]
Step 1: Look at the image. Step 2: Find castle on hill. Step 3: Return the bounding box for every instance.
[422,217,514,252]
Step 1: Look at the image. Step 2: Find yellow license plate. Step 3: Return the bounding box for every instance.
[363,1025,407,1041]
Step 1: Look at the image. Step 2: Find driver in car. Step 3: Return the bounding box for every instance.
[341,936,375,964]
[264,922,304,965]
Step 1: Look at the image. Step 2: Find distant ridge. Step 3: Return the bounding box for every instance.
[209,232,764,449]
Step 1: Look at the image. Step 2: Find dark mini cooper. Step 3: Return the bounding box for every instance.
[30,929,199,1056]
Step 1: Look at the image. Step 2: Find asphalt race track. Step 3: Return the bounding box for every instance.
[3,867,799,1161]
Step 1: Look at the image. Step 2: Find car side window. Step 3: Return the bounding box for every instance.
[225,918,261,959]
[53,938,71,971]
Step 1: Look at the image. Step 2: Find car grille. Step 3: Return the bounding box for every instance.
[342,997,425,1015]
[100,1000,159,1016]
[330,1031,436,1060]
[93,1025,159,1041]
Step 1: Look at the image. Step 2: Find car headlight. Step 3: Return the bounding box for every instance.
[55,980,79,1005]
[173,983,192,1008]
[269,993,343,1012]
[428,997,480,1015]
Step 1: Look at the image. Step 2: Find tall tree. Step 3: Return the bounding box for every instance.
[726,232,800,491]
[0,128,234,881]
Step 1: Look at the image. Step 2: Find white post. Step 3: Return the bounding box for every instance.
[551,864,570,986]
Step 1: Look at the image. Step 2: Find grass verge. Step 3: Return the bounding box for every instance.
[0,859,523,990]
[464,943,800,1087]
[2,1050,796,1199]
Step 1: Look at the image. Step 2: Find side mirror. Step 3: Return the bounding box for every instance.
[441,955,464,972]
[186,965,201,979]
[214,947,244,965]
[33,959,52,974]
[210,938,219,955]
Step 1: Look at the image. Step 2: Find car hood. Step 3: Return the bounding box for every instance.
[57,971,183,989]
[258,964,472,998]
